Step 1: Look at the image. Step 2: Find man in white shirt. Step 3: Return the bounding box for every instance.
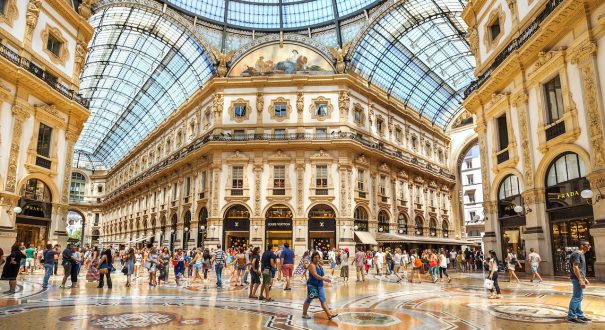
[449,250,457,269]
[374,248,385,275]
[527,248,543,283]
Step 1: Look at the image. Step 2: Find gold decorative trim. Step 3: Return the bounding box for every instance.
[268,97,291,122]
[40,25,70,66]
[483,6,505,51]
[308,96,333,121]
[0,0,18,26]
[228,98,251,123]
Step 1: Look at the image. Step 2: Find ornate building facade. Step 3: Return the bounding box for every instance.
[463,0,605,278]
[0,0,92,252]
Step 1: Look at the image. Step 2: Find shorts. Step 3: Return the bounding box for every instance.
[262,272,272,285]
[63,263,72,275]
[282,264,293,277]
[305,285,326,303]
[194,264,202,271]
[238,265,246,271]
[330,262,336,269]
[251,272,261,284]
[26,258,35,267]
[531,264,538,273]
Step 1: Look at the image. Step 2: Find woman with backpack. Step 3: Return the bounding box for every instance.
[235,247,246,286]
[97,248,113,289]
[506,248,521,283]
[410,249,423,283]
[202,248,212,281]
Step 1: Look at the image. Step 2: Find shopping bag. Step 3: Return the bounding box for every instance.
[483,279,494,290]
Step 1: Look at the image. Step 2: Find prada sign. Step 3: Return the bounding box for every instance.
[223,218,250,232]
[266,219,292,231]
[309,219,336,232]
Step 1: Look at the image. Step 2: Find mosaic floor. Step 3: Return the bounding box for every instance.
[1,267,604,329]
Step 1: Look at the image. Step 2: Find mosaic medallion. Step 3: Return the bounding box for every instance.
[468,303,605,323]
[335,312,400,326]
[60,312,177,329]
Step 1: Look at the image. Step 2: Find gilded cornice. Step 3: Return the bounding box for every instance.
[568,40,597,65]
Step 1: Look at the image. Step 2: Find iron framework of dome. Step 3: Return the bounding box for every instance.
[74,0,473,169]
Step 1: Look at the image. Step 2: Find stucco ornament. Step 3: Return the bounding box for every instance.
[25,0,41,42]
[327,41,351,73]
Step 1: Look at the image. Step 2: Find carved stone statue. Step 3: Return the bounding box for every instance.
[209,46,236,77]
[327,41,351,74]
[25,0,42,40]
[78,0,95,19]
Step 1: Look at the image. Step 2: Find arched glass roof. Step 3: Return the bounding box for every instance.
[165,0,382,30]
[75,5,214,167]
[350,0,474,129]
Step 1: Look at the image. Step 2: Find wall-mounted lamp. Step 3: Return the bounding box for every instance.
[398,229,404,234]
[200,225,206,231]
[513,205,532,215]
[378,227,384,232]
[184,227,189,232]
[581,189,603,205]
[353,225,359,231]
[253,225,258,232]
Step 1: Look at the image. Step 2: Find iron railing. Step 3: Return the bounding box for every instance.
[545,121,566,141]
[497,150,510,164]
[465,0,566,97]
[0,44,89,108]
[104,132,456,201]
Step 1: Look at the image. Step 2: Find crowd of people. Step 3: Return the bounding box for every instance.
[0,240,593,324]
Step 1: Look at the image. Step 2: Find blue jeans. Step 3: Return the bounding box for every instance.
[43,264,53,287]
[215,263,224,287]
[568,278,584,319]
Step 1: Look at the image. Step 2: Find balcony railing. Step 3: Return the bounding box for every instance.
[184,196,190,204]
[465,0,565,97]
[231,188,243,196]
[198,192,205,199]
[400,199,407,207]
[272,188,285,195]
[35,156,51,169]
[358,191,366,198]
[315,188,328,195]
[496,150,510,164]
[545,120,566,141]
[381,196,389,203]
[104,132,455,201]
[0,44,89,108]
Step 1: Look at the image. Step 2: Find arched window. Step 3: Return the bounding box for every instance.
[353,206,369,231]
[429,218,437,236]
[378,210,389,233]
[397,213,408,234]
[21,178,52,202]
[498,174,522,218]
[442,220,449,238]
[69,172,86,202]
[546,152,587,187]
[414,216,423,236]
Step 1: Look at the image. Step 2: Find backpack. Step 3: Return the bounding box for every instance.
[386,252,392,262]
[413,257,422,268]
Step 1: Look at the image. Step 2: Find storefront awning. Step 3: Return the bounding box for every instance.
[132,235,154,243]
[354,231,378,245]
[375,232,474,246]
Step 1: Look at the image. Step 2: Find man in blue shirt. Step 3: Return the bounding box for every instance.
[568,240,592,324]
[280,243,295,290]
[260,244,276,301]
[42,244,57,288]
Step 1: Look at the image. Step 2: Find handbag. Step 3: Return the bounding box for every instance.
[307,285,319,299]
[99,267,108,274]
[144,261,151,269]
[122,266,128,275]
[483,278,494,290]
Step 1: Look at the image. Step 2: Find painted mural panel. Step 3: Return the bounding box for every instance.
[229,43,333,77]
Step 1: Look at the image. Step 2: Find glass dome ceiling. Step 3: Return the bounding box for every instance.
[74,0,473,169]
[165,0,382,30]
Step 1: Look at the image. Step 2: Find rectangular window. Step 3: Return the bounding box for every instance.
[274,129,286,139]
[201,172,207,191]
[316,128,327,138]
[490,20,501,41]
[97,185,103,193]
[36,123,52,157]
[468,192,476,204]
[354,109,362,123]
[316,165,328,187]
[185,177,191,196]
[465,159,472,169]
[430,191,435,206]
[46,34,62,57]
[544,75,564,124]
[376,120,383,132]
[234,104,246,118]
[163,187,167,203]
[497,115,509,151]
[380,175,386,195]
[232,166,243,189]
[273,165,285,188]
[469,211,476,221]
[172,183,177,200]
[357,169,365,191]
[316,103,328,116]
[415,186,421,204]
[467,174,474,185]
[399,181,406,200]
[0,0,6,14]
[395,129,401,142]
[274,103,287,117]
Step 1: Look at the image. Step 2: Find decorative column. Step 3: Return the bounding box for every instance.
[570,40,605,280]
[521,188,552,275]
[256,91,264,134]
[337,160,354,251]
[296,91,304,133]
[293,160,306,255]
[477,119,498,255]
[212,93,224,134]
[206,161,222,247]
[338,90,350,131]
[251,162,263,245]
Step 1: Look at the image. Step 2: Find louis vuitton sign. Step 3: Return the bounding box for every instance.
[223,218,250,231]
[308,218,336,232]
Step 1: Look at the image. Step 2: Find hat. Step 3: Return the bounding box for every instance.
[344,248,349,253]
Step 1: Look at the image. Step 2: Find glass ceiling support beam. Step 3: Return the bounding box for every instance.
[279,0,284,31]
[331,0,342,46]
[220,0,230,51]
[92,42,183,156]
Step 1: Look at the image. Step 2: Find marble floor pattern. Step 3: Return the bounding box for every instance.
[1,269,604,329]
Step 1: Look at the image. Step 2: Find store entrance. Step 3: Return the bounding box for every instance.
[223,205,250,251]
[265,204,293,248]
[550,217,595,277]
[308,204,336,260]
[16,221,48,248]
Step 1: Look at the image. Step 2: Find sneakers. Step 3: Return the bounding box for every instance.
[578,317,592,322]
[302,314,312,319]
[568,318,585,324]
